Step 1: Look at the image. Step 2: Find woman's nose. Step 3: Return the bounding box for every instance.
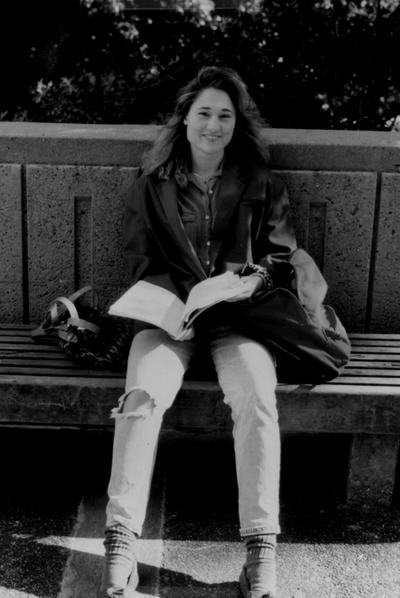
[206,116,220,131]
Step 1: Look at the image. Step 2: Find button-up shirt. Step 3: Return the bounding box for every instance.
[176,162,224,276]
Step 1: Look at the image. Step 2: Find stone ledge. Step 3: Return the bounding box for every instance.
[0,122,399,171]
[2,377,400,434]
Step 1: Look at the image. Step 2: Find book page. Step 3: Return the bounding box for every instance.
[183,272,244,326]
[108,281,186,338]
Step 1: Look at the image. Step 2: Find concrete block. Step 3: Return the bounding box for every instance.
[0,122,158,166]
[370,173,400,332]
[0,164,23,321]
[347,434,399,506]
[277,170,377,332]
[26,165,135,322]
[0,283,24,322]
[267,127,400,172]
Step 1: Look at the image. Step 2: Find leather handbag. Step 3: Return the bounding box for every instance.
[31,286,133,370]
[228,249,351,383]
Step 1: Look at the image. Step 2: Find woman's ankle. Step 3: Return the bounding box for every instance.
[100,524,138,595]
[242,533,277,598]
[245,533,277,560]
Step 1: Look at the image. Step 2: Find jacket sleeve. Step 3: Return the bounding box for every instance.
[123,174,180,295]
[220,169,297,279]
[256,172,330,327]
[257,171,297,262]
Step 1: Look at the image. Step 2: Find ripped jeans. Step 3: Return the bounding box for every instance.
[105,327,280,537]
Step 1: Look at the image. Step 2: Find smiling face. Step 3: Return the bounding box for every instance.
[184,87,236,166]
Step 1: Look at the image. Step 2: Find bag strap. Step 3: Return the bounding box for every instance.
[31,286,100,340]
[68,285,97,306]
[48,295,80,323]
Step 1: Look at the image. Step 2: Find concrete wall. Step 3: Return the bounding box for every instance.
[0,122,399,332]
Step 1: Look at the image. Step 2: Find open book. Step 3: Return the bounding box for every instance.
[108,271,245,339]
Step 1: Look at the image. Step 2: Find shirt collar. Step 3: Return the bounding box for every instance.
[174,158,225,188]
[186,159,224,186]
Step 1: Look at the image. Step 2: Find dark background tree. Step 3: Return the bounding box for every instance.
[0,0,399,129]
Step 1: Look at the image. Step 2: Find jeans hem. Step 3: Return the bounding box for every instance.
[240,525,281,537]
[106,514,143,538]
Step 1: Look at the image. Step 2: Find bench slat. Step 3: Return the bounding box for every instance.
[324,376,400,386]
[2,345,400,356]
[2,327,397,337]
[350,340,400,347]
[348,333,400,340]
[0,338,400,355]
[0,366,122,377]
[294,383,400,395]
[0,351,71,360]
[0,324,35,331]
[339,368,400,376]
[0,335,46,343]
[349,353,400,362]
[345,364,400,372]
[2,329,400,343]
[0,343,64,352]
[350,347,400,354]
[0,358,85,368]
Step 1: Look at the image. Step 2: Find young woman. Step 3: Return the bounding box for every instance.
[98,65,307,598]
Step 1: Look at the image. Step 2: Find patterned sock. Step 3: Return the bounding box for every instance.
[100,524,138,596]
[243,534,277,598]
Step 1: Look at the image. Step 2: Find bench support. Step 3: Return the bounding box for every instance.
[347,434,400,507]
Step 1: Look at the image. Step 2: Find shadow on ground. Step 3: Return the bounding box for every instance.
[159,433,400,545]
[0,427,112,596]
[0,428,399,597]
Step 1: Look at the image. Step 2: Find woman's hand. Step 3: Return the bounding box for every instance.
[226,274,264,302]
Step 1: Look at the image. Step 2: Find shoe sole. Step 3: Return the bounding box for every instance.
[97,562,139,597]
[124,564,139,597]
[239,567,250,598]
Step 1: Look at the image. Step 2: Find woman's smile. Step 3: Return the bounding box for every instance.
[203,134,220,140]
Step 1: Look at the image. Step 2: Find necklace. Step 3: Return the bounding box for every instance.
[192,171,216,182]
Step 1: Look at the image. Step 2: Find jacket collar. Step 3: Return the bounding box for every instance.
[154,176,206,280]
[213,161,245,240]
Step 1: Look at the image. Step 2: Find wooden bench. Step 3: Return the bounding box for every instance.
[1,323,399,507]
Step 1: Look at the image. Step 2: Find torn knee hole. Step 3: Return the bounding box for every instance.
[112,388,156,419]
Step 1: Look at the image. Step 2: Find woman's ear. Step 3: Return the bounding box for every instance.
[183,117,187,125]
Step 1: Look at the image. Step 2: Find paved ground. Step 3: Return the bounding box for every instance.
[1,428,400,598]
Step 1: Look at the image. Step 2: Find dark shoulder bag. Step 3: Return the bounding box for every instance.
[229,249,351,383]
[31,286,133,370]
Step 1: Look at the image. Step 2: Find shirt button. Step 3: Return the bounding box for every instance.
[206,260,210,265]
[205,215,210,221]
[206,241,211,247]
[208,189,213,195]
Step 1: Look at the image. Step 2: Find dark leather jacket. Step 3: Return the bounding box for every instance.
[123,161,297,303]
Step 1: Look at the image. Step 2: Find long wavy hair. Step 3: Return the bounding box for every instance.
[141,66,269,177]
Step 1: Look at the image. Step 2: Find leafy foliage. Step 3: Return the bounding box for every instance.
[1,0,399,129]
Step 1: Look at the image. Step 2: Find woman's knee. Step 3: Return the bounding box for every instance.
[214,336,276,389]
[124,328,194,410]
[112,388,157,420]
[214,338,278,417]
